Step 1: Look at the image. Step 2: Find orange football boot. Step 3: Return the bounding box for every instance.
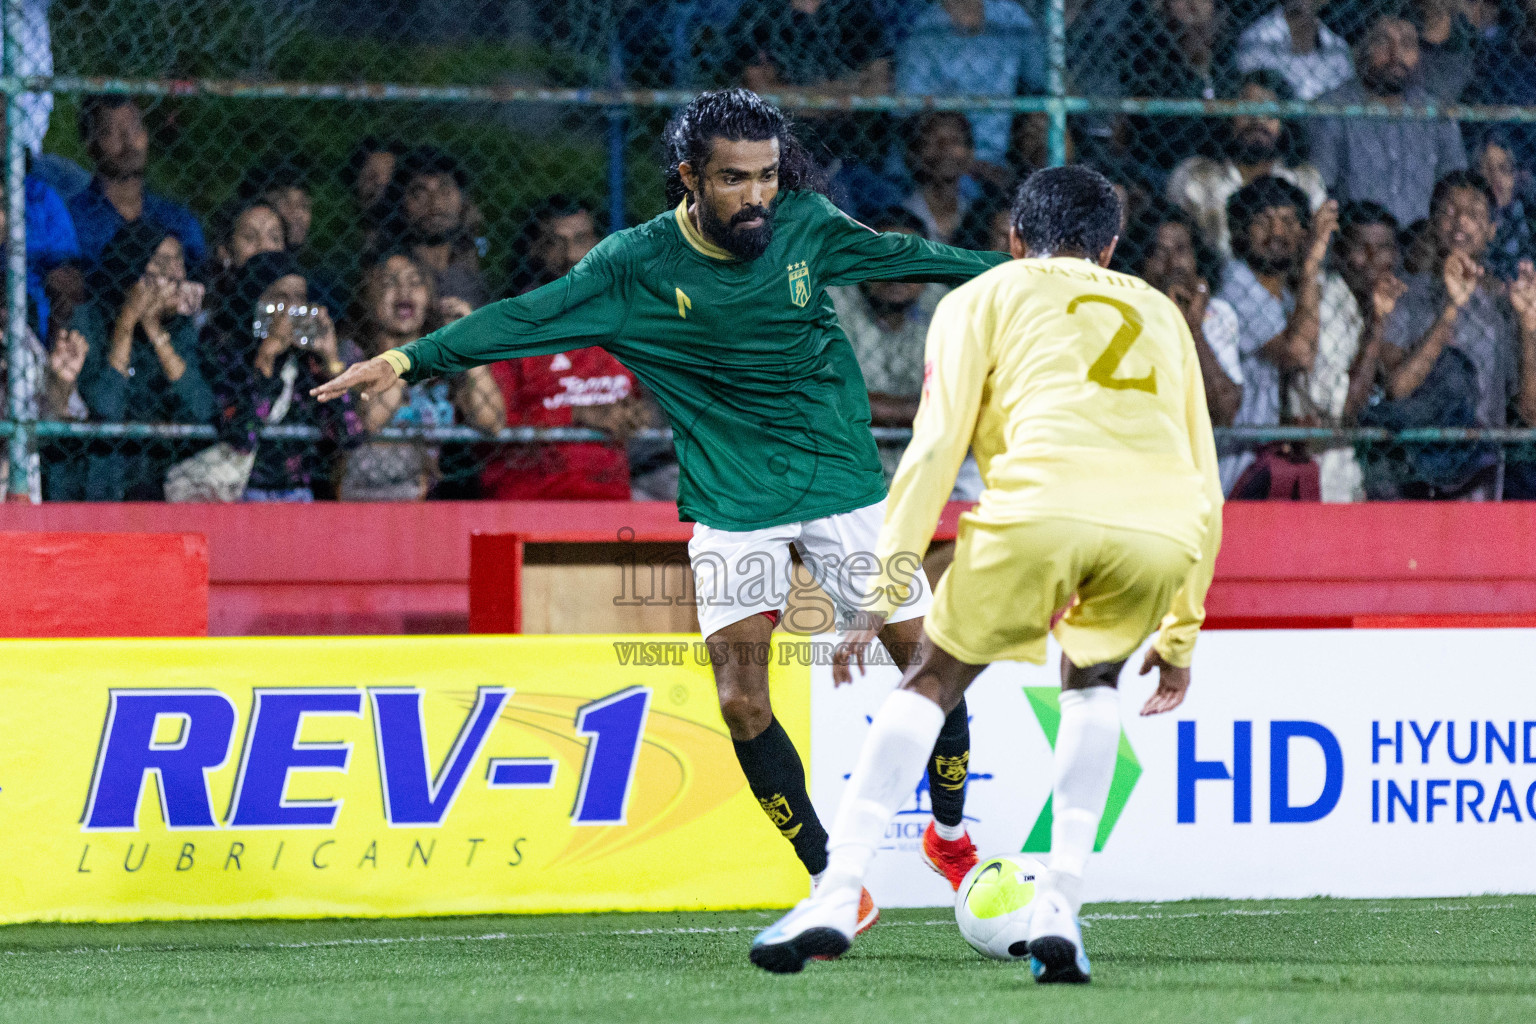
[921,821,979,891]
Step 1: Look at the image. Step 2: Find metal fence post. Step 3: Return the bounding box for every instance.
[3,0,29,501]
[1045,0,1067,167]
[606,23,627,232]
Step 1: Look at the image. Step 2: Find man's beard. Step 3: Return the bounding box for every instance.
[1365,63,1412,96]
[1230,131,1278,167]
[408,219,461,248]
[863,289,919,320]
[699,197,777,261]
[97,152,147,181]
[1246,250,1296,276]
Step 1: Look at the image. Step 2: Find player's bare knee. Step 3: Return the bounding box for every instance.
[903,674,968,714]
[714,663,773,739]
[899,637,983,713]
[1061,655,1126,691]
[876,617,925,672]
[717,689,772,739]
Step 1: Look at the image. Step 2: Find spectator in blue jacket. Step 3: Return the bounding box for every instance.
[6,164,81,338]
[66,95,206,269]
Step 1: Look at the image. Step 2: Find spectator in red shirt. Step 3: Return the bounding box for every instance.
[482,195,648,500]
[482,351,643,500]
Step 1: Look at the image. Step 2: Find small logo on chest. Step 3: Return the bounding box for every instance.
[787,261,810,307]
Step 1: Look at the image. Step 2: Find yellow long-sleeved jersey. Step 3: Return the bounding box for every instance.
[874,256,1224,667]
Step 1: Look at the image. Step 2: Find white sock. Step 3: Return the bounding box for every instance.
[822,689,946,894]
[933,820,966,841]
[1045,685,1121,915]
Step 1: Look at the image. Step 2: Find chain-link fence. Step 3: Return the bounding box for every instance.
[4,0,1536,503]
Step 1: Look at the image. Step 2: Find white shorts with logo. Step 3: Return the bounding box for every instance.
[688,499,934,639]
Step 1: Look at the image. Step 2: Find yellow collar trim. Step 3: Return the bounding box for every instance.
[674,199,735,261]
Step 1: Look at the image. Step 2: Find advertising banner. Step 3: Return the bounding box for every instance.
[812,629,1536,906]
[0,636,809,923]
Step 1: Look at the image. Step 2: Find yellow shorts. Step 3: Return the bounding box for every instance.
[926,515,1197,668]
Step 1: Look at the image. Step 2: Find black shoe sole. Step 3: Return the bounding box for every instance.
[749,928,851,974]
[1029,936,1090,984]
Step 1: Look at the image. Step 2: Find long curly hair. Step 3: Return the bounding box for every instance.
[663,89,828,205]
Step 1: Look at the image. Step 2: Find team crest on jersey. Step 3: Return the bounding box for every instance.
[787,261,810,307]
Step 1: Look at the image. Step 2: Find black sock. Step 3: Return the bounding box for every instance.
[927,698,970,829]
[732,717,829,876]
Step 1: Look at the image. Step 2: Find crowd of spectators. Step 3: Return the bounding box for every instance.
[8,0,1536,502]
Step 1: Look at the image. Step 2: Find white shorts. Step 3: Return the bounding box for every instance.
[689,499,934,639]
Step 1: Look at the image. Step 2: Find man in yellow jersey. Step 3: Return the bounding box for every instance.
[749,165,1223,980]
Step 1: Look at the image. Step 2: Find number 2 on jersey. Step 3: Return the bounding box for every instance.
[1069,294,1157,395]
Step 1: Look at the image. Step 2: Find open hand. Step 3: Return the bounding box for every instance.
[46,328,88,386]
[1138,646,1191,716]
[310,356,400,402]
[309,307,339,363]
[1165,272,1210,332]
[831,612,888,686]
[175,281,205,318]
[122,276,164,328]
[1370,273,1408,323]
[1443,250,1483,309]
[1509,260,1536,333]
[1304,200,1339,270]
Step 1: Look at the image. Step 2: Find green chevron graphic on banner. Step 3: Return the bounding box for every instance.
[1021,687,1142,854]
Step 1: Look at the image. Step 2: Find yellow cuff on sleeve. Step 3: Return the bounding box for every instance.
[1153,627,1196,669]
[379,349,412,377]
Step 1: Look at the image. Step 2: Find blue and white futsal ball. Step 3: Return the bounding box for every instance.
[954,853,1046,960]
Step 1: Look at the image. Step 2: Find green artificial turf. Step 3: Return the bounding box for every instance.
[0,897,1532,1023]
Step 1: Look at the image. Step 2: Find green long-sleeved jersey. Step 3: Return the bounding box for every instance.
[391,190,1009,530]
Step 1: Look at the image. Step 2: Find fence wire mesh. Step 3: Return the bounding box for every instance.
[4,0,1536,503]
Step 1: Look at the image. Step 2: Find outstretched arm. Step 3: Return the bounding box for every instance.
[313,239,631,402]
[811,193,1009,288]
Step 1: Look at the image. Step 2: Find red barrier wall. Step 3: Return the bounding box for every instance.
[0,502,1532,635]
[1,531,208,637]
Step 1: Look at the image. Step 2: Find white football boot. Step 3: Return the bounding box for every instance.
[749,885,860,974]
[1027,888,1092,984]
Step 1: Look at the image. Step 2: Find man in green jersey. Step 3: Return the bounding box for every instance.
[315,89,1008,923]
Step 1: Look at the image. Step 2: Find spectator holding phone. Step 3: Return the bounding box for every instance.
[209,251,354,501]
[204,197,287,303]
[65,221,213,499]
